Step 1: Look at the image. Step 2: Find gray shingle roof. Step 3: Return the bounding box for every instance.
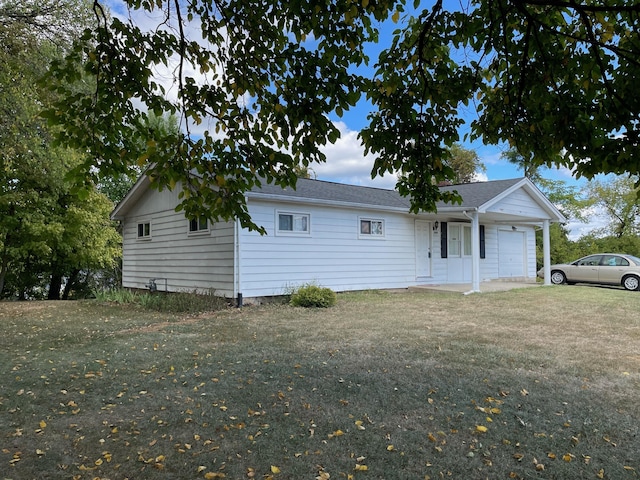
[438,178,523,209]
[250,177,524,211]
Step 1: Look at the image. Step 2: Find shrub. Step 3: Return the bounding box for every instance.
[289,284,337,308]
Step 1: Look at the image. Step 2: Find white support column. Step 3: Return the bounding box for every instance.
[542,219,551,285]
[470,211,480,292]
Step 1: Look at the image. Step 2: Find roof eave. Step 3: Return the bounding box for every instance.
[110,174,151,221]
[246,191,410,213]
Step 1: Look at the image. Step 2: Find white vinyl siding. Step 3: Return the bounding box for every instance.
[120,187,235,297]
[238,201,416,297]
[488,189,550,219]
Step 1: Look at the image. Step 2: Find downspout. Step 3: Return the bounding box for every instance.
[235,217,243,307]
[462,209,481,295]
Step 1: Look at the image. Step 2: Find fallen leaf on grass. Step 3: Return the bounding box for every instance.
[475,425,488,433]
[271,465,281,474]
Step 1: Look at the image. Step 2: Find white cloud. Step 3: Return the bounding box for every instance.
[473,171,489,182]
[313,122,398,189]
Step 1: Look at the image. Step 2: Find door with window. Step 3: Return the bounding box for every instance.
[415,220,431,278]
[447,224,472,282]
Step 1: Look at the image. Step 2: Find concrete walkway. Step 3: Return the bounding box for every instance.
[409,281,541,294]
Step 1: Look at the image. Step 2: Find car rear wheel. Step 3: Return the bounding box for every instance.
[622,275,640,291]
[550,270,567,285]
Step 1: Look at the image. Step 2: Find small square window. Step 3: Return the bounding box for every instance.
[277,212,309,235]
[189,216,209,233]
[137,222,151,239]
[360,218,384,237]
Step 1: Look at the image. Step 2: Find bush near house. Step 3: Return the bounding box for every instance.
[289,283,337,308]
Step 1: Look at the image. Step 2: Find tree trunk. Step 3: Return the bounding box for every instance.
[48,273,63,300]
[62,269,80,300]
[0,254,8,297]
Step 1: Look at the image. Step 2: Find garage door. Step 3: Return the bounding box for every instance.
[498,230,525,277]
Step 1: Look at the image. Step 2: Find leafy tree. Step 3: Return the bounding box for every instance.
[536,178,588,223]
[500,148,545,183]
[45,1,640,231]
[0,0,92,46]
[582,175,640,238]
[445,144,485,184]
[573,233,640,258]
[0,0,121,299]
[48,185,122,299]
[292,164,317,180]
[531,178,587,267]
[97,113,182,204]
[535,222,578,270]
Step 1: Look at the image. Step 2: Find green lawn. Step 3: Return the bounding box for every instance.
[1,286,639,479]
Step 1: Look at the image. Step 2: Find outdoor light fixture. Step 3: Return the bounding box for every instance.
[433,221,439,232]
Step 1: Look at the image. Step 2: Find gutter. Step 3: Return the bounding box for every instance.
[246,192,411,214]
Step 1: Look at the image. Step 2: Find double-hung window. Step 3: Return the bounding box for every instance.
[277,212,310,235]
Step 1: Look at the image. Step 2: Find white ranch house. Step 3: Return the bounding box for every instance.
[111,176,566,302]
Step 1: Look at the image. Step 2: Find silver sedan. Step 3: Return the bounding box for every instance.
[537,253,640,291]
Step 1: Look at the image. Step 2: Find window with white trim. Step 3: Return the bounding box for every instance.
[188,216,209,234]
[137,221,151,239]
[277,212,310,235]
[359,218,384,238]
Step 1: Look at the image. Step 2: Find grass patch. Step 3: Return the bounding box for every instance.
[1,286,639,479]
[93,288,228,314]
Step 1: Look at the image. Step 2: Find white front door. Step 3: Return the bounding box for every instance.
[415,220,431,278]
